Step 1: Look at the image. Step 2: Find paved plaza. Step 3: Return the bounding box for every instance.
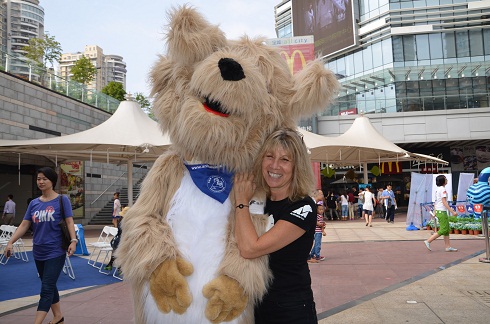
[1,212,489,323]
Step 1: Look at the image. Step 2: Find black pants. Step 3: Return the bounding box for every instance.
[255,298,317,324]
[386,205,395,222]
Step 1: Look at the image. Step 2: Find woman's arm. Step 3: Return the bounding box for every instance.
[65,216,78,256]
[442,197,457,216]
[234,173,305,259]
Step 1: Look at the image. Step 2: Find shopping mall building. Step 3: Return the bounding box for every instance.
[275,0,490,203]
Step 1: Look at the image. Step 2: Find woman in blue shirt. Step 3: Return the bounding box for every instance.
[4,167,78,324]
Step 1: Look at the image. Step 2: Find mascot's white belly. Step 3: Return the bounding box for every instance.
[143,171,242,324]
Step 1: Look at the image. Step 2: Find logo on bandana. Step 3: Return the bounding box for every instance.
[185,163,233,204]
[207,175,226,193]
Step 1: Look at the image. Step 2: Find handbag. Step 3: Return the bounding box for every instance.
[58,195,71,251]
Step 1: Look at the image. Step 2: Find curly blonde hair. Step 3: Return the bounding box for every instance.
[254,128,315,201]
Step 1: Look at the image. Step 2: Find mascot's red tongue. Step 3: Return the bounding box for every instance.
[203,102,229,117]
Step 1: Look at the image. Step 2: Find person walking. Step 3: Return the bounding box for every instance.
[234,128,318,323]
[104,206,128,271]
[308,204,326,263]
[348,187,355,220]
[376,187,385,218]
[382,184,397,223]
[2,194,16,225]
[362,186,376,227]
[326,191,339,220]
[424,175,458,252]
[340,191,349,221]
[112,192,121,227]
[3,167,78,324]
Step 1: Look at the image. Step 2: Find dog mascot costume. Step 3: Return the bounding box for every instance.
[116,6,339,324]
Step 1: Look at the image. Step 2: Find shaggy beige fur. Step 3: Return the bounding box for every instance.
[116,5,339,324]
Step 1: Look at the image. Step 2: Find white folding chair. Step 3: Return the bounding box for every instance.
[0,226,28,264]
[112,264,123,280]
[97,246,113,274]
[87,226,117,267]
[63,255,75,280]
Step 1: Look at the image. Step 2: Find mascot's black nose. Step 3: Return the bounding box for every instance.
[218,58,245,81]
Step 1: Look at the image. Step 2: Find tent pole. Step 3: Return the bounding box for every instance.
[363,162,368,185]
[128,160,133,206]
[18,154,21,186]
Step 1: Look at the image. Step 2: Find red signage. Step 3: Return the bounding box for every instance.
[474,204,483,213]
[339,108,358,116]
[266,36,315,75]
[420,165,438,173]
[381,162,402,174]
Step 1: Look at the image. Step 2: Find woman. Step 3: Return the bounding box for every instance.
[234,128,318,323]
[424,175,458,252]
[362,186,376,227]
[340,191,349,221]
[4,167,78,324]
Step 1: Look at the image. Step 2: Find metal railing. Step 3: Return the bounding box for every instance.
[323,93,490,116]
[480,207,490,264]
[1,50,120,113]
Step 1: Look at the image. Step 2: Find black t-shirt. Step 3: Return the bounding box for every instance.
[326,195,337,208]
[263,196,316,302]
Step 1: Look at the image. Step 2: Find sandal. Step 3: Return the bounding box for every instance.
[48,317,64,324]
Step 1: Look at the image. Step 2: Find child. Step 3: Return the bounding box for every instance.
[424,175,458,252]
[308,204,326,263]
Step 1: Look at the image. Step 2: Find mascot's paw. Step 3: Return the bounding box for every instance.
[149,257,194,314]
[203,275,248,323]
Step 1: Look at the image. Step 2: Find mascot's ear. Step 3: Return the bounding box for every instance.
[287,60,340,120]
[166,5,227,66]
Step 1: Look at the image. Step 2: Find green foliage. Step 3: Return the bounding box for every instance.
[135,92,151,110]
[71,56,97,85]
[23,33,62,68]
[102,81,126,101]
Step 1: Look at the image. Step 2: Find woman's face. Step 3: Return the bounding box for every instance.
[262,145,294,196]
[37,173,53,191]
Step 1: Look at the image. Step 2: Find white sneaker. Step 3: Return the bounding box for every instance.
[424,240,431,251]
[445,247,458,252]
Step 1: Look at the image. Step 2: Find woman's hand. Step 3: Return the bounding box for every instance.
[3,243,13,258]
[67,241,77,256]
[233,173,255,206]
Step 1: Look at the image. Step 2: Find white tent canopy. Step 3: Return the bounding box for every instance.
[0,99,172,205]
[299,115,448,184]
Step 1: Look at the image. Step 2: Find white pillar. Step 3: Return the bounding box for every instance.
[363,162,368,185]
[128,160,133,206]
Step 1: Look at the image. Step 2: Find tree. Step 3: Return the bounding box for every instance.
[71,56,97,85]
[102,81,126,101]
[23,33,62,69]
[135,92,155,120]
[135,92,151,109]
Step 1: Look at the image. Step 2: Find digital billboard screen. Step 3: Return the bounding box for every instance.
[292,0,356,57]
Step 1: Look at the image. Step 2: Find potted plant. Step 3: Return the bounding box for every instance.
[470,223,482,235]
[460,223,468,235]
[449,222,456,234]
[427,219,434,230]
[453,222,461,234]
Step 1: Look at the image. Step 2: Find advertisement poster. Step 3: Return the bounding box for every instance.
[265,36,315,75]
[60,162,84,218]
[450,145,490,171]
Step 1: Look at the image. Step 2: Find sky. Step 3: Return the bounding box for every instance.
[41,0,279,97]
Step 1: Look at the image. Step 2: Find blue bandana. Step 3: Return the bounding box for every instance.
[184,163,234,204]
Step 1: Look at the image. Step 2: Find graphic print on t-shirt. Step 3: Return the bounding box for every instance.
[291,204,313,220]
[32,205,55,223]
